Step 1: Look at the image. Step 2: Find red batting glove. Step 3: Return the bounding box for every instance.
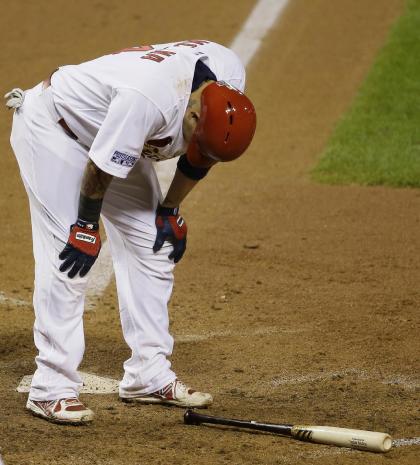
[153,204,187,263]
[59,219,101,278]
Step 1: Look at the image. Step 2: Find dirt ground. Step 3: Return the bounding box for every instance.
[0,0,419,464]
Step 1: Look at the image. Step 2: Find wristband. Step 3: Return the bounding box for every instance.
[177,154,211,180]
[74,218,100,231]
[78,194,103,223]
[156,204,179,216]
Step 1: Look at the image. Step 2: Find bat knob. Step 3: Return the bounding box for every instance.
[184,409,199,425]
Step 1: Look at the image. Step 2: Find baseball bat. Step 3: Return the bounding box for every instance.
[183,410,392,453]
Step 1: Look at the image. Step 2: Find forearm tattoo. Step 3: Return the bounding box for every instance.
[78,160,113,222]
[80,159,113,199]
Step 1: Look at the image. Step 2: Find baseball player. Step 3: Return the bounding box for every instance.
[5,40,256,424]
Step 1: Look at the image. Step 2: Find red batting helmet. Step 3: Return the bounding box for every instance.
[187,81,257,168]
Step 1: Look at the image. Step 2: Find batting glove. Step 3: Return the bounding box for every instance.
[153,204,187,263]
[59,219,101,278]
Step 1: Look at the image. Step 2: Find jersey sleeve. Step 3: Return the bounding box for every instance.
[88,88,164,178]
[231,74,245,92]
[215,49,246,92]
[226,67,246,93]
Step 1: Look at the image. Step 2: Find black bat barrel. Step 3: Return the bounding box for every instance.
[184,410,293,436]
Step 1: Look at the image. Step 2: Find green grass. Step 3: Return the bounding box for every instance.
[312,0,420,187]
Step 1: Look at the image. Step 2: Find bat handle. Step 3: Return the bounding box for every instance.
[184,409,197,424]
[183,410,292,436]
[184,409,210,425]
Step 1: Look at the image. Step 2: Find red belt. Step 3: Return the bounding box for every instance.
[43,75,78,140]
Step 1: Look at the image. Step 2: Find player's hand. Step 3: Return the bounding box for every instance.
[153,204,187,263]
[59,219,101,278]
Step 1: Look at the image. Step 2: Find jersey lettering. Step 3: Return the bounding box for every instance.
[141,40,210,63]
[115,40,210,63]
[174,40,210,48]
[113,45,154,54]
[141,50,176,62]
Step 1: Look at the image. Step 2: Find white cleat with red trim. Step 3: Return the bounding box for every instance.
[121,379,213,408]
[26,398,94,424]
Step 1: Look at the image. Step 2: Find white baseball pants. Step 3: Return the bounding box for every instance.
[10,83,176,401]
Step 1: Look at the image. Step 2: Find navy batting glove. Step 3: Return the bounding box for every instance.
[59,219,101,278]
[153,204,187,263]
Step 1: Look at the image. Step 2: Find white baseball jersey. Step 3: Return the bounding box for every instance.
[50,40,246,178]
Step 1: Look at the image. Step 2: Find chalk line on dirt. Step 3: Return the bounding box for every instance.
[86,240,114,309]
[175,325,302,342]
[271,368,419,390]
[230,0,290,67]
[17,372,119,394]
[393,437,420,447]
[0,292,31,308]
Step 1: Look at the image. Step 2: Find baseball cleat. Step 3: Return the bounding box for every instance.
[121,379,213,408]
[26,397,94,424]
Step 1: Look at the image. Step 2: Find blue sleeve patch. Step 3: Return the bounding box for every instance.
[111,151,138,167]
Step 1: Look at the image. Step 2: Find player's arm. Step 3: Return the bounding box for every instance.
[59,88,163,278]
[152,84,217,263]
[152,157,213,263]
[58,160,113,279]
[160,168,200,208]
[152,168,199,264]
[79,159,113,218]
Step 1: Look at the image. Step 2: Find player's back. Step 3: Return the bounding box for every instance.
[50,40,245,147]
